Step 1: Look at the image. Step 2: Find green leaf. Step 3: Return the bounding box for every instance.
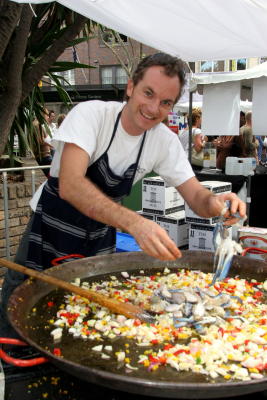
[50,61,95,72]
[69,37,90,46]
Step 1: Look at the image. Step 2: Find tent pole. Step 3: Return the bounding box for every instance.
[246,175,251,225]
[188,91,193,163]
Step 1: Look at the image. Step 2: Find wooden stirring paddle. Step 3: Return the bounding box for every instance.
[0,258,155,323]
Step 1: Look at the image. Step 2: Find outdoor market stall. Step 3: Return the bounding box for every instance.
[187,61,267,227]
[3,1,267,399]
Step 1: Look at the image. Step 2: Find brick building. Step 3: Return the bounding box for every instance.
[42,28,158,113]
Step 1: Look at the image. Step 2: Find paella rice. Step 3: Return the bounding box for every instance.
[47,267,267,382]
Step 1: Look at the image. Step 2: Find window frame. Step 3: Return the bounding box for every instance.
[100,65,128,85]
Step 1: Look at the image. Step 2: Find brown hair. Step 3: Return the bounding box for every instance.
[192,107,202,126]
[124,53,187,102]
[57,114,66,127]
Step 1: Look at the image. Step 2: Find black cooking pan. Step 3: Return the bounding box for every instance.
[6,250,267,399]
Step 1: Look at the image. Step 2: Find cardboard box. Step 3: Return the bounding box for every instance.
[156,211,188,247]
[136,210,156,221]
[189,223,232,252]
[238,226,267,260]
[185,181,232,225]
[142,176,184,215]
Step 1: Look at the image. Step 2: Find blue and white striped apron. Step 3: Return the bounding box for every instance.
[25,111,147,270]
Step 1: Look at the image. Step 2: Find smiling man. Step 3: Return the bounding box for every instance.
[17,53,246,268]
[1,54,246,335]
[0,53,246,337]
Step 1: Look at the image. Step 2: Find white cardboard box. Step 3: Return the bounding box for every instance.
[136,210,156,221]
[156,211,188,247]
[189,223,232,252]
[142,176,184,215]
[238,226,267,260]
[185,180,232,226]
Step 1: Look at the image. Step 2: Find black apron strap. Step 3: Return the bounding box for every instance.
[127,130,147,190]
[105,110,122,153]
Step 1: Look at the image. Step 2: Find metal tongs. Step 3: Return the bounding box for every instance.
[211,201,242,285]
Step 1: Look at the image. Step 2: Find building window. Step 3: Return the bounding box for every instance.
[54,70,75,85]
[200,60,225,73]
[101,67,113,85]
[101,66,128,85]
[229,58,247,71]
[188,62,195,73]
[116,67,128,84]
[213,60,224,72]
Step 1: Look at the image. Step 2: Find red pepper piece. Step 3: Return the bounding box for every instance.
[173,349,190,356]
[53,348,61,356]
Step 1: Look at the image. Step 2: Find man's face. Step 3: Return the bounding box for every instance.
[49,112,55,123]
[124,66,180,135]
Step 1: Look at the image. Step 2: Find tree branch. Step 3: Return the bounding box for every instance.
[0,5,33,155]
[21,13,87,101]
[0,0,22,60]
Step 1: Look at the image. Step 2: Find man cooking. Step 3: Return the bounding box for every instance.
[0,53,246,337]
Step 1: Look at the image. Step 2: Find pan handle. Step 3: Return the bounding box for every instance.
[239,235,267,244]
[242,247,267,256]
[51,254,85,266]
[0,338,48,366]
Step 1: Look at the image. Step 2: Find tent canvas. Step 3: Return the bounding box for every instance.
[9,0,267,62]
[189,62,267,135]
[190,61,267,96]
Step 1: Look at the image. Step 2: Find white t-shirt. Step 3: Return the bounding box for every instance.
[31,100,194,209]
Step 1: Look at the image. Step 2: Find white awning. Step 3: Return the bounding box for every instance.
[9,0,267,62]
[190,61,267,91]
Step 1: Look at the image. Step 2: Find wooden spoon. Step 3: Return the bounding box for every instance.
[0,258,155,323]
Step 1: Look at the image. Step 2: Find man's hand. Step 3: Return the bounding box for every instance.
[128,218,181,261]
[209,192,247,226]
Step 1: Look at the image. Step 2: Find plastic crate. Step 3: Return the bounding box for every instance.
[116,232,141,252]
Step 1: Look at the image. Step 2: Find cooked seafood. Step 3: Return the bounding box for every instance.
[44,268,267,382]
[212,202,243,284]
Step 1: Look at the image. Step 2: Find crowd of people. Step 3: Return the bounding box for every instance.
[32,109,66,176]
[178,109,267,171]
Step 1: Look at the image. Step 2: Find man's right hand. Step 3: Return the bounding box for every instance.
[128,218,181,261]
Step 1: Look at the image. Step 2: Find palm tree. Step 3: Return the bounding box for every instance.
[0,0,93,163]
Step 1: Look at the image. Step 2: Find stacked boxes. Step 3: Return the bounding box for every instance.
[156,211,188,247]
[142,176,184,215]
[186,181,232,252]
[136,210,156,221]
[138,176,188,248]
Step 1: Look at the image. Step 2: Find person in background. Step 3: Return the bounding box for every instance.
[32,109,53,176]
[256,135,265,165]
[239,111,246,128]
[47,109,57,135]
[213,135,244,171]
[45,111,65,157]
[239,111,258,161]
[57,113,66,127]
[190,108,208,168]
[179,108,207,163]
[0,53,245,337]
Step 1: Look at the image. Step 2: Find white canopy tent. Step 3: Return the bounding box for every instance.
[9,1,267,135]
[189,62,267,136]
[9,0,267,62]
[190,62,267,90]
